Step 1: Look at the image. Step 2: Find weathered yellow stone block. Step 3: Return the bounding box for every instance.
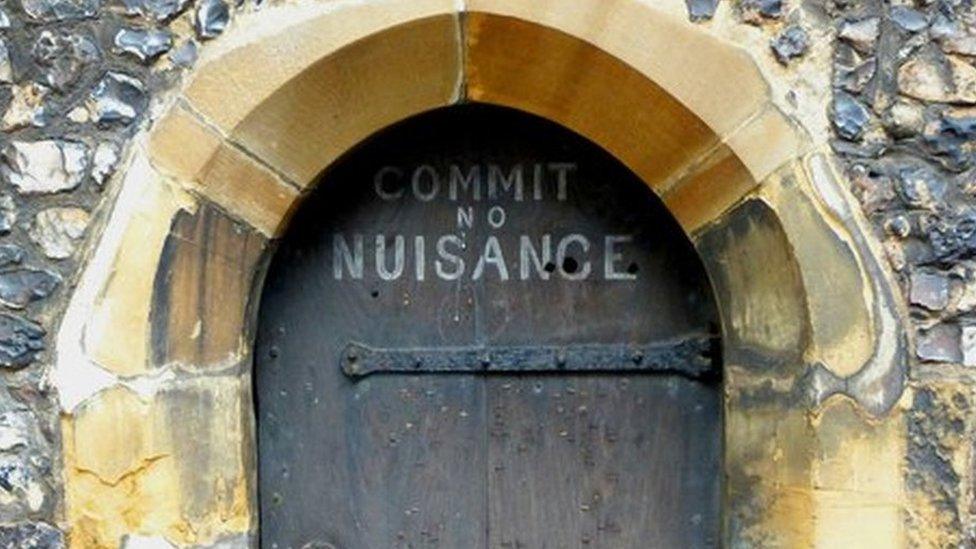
[466,0,769,140]
[150,204,266,371]
[149,103,298,237]
[663,145,757,235]
[148,105,222,184]
[232,14,463,187]
[725,105,808,183]
[64,379,252,548]
[812,397,906,548]
[762,167,872,377]
[724,382,816,547]
[196,140,297,237]
[84,167,193,377]
[465,11,720,192]
[185,0,460,134]
[695,199,809,358]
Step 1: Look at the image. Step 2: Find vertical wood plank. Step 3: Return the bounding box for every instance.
[487,376,721,548]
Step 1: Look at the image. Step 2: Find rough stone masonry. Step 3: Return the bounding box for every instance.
[0,0,223,542]
[0,0,971,544]
[690,0,976,545]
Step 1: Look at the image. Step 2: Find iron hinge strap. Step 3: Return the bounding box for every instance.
[340,334,718,380]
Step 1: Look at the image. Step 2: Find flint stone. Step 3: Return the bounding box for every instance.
[898,52,976,104]
[0,409,33,452]
[931,12,955,39]
[917,322,963,362]
[770,25,809,64]
[910,271,950,310]
[21,0,98,21]
[0,246,24,269]
[114,27,173,63]
[896,165,947,210]
[195,0,229,39]
[685,0,718,21]
[91,141,120,186]
[962,325,976,367]
[832,92,871,141]
[837,57,877,94]
[851,167,895,213]
[923,108,976,171]
[0,523,62,549]
[0,455,49,511]
[927,213,976,261]
[29,207,90,259]
[0,313,44,368]
[122,0,189,21]
[884,99,925,138]
[0,269,60,309]
[0,196,16,236]
[891,6,928,33]
[830,136,887,158]
[1,141,89,195]
[932,13,976,56]
[899,32,930,59]
[169,40,197,68]
[885,214,912,238]
[738,0,782,24]
[2,84,50,131]
[955,266,976,312]
[89,72,147,125]
[67,106,88,124]
[0,39,11,84]
[901,236,940,267]
[32,30,100,92]
[838,17,880,54]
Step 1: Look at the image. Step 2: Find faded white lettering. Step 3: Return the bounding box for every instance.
[412,165,440,202]
[333,234,364,280]
[449,165,481,201]
[604,235,636,281]
[557,234,591,281]
[488,164,523,201]
[376,235,405,281]
[436,235,465,280]
[457,206,474,229]
[374,166,404,201]
[549,163,575,202]
[472,236,509,281]
[520,234,552,280]
[487,206,506,229]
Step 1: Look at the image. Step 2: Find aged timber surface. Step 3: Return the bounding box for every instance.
[487,376,720,548]
[255,104,721,548]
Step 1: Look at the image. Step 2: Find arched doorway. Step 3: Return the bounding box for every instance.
[55,3,907,546]
[255,105,722,547]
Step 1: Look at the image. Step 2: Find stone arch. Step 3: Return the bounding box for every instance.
[54,1,909,546]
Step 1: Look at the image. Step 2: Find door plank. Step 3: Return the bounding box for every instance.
[256,167,488,548]
[486,376,720,549]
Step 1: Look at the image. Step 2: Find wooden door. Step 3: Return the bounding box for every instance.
[255,105,721,549]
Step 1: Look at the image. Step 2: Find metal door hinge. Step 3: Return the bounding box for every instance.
[340,334,718,380]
